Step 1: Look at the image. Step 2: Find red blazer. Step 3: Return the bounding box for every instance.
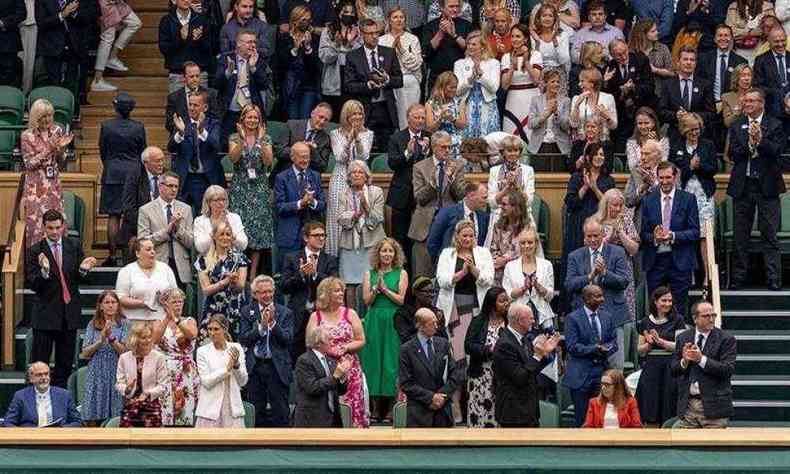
[583,396,642,428]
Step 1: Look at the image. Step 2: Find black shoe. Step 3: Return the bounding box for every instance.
[769,282,782,291]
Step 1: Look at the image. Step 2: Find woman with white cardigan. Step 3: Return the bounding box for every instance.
[569,67,617,142]
[486,134,535,239]
[454,30,501,139]
[379,6,423,130]
[195,314,249,428]
[193,185,248,255]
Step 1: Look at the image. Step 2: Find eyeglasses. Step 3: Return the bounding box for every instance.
[697,313,717,319]
[600,381,614,387]
[161,183,179,189]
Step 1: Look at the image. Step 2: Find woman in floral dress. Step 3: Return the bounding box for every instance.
[21,98,73,247]
[152,288,200,426]
[227,104,273,280]
[195,220,249,344]
[426,71,468,159]
[455,30,501,139]
[306,277,368,427]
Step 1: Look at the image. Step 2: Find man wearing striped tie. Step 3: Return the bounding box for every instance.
[26,210,97,388]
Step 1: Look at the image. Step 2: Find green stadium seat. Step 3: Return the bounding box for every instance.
[102,416,121,427]
[612,155,625,173]
[267,121,290,147]
[339,401,352,427]
[28,86,75,130]
[243,401,255,428]
[0,86,25,126]
[62,190,85,240]
[530,193,550,250]
[66,366,88,407]
[326,154,336,173]
[369,153,391,172]
[392,401,407,428]
[325,122,340,133]
[222,155,234,174]
[661,416,679,428]
[539,400,560,427]
[0,129,18,170]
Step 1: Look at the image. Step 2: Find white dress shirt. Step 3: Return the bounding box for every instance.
[36,388,52,427]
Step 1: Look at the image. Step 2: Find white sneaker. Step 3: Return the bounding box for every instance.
[91,79,118,92]
[106,57,129,72]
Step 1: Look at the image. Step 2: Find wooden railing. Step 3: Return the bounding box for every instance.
[704,219,722,328]
[1,174,25,369]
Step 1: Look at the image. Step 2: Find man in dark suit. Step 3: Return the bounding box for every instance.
[727,88,786,290]
[158,0,212,92]
[752,27,790,121]
[0,0,23,86]
[164,62,221,137]
[399,308,460,427]
[640,161,700,318]
[492,304,559,428]
[421,0,472,92]
[563,284,618,427]
[671,301,736,428]
[215,29,270,149]
[658,45,716,141]
[695,25,747,103]
[238,275,293,427]
[35,0,97,97]
[120,146,165,262]
[387,103,431,270]
[427,181,489,260]
[26,210,97,388]
[281,221,338,362]
[565,217,630,370]
[602,39,656,152]
[293,326,350,427]
[272,102,333,183]
[344,18,404,152]
[167,90,224,218]
[274,142,326,263]
[3,362,81,427]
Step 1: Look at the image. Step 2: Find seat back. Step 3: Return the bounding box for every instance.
[29,86,75,130]
[0,130,18,170]
[339,401,352,427]
[66,366,88,406]
[369,153,391,172]
[0,86,25,126]
[243,400,256,428]
[392,401,407,428]
[267,121,290,148]
[539,400,560,427]
[62,190,85,239]
[531,193,550,248]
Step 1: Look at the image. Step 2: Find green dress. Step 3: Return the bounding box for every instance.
[360,268,403,397]
[228,133,273,250]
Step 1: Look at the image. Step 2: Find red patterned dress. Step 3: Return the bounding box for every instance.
[21,126,65,247]
[158,321,200,426]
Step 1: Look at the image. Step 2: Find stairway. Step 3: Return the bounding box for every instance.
[711,289,790,424]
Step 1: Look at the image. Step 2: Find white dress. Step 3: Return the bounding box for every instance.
[379,32,423,130]
[502,50,543,139]
[325,128,373,256]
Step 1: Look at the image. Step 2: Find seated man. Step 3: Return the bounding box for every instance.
[427,182,489,261]
[293,326,350,428]
[4,362,81,427]
[399,308,460,427]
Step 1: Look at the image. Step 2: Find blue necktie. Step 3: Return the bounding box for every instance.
[425,338,435,361]
[590,312,601,342]
[437,161,446,207]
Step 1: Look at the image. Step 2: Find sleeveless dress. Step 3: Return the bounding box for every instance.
[467,320,504,428]
[195,250,250,345]
[636,314,687,425]
[81,319,130,421]
[359,268,403,398]
[316,307,370,428]
[427,97,463,158]
[158,321,200,426]
[228,133,274,250]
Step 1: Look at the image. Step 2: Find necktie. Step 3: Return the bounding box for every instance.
[591,249,600,270]
[662,195,672,231]
[306,129,315,143]
[425,338,435,362]
[237,58,250,108]
[717,53,727,99]
[778,55,787,86]
[51,242,71,304]
[696,333,705,350]
[621,64,627,81]
[298,171,306,191]
[681,79,691,110]
[590,312,601,342]
[190,122,200,172]
[468,211,476,232]
[166,204,175,258]
[151,176,159,199]
[370,49,378,70]
[437,161,446,207]
[318,355,334,412]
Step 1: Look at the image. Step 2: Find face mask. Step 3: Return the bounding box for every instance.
[340,14,357,26]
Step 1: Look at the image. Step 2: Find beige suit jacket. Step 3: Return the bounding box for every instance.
[137,198,194,283]
[407,157,466,242]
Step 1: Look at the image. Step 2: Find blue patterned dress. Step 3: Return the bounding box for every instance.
[81,319,130,421]
[228,133,274,250]
[428,97,464,159]
[463,81,500,140]
[196,249,250,345]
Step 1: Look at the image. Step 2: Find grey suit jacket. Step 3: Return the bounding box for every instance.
[526,94,572,155]
[293,350,347,427]
[337,185,387,251]
[408,157,466,242]
[137,198,194,283]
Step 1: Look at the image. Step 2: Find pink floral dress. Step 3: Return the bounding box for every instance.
[316,307,369,428]
[158,320,200,426]
[21,126,65,247]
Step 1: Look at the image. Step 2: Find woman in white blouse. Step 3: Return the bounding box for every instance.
[326,99,373,256]
[570,67,618,142]
[530,4,571,96]
[500,23,542,140]
[379,6,422,130]
[625,107,669,170]
[454,30,501,139]
[193,185,248,256]
[195,314,249,428]
[116,237,178,321]
[486,134,535,231]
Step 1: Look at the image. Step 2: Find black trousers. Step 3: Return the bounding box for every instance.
[42,51,81,102]
[0,53,18,87]
[367,101,395,153]
[571,378,602,427]
[247,359,290,427]
[168,257,187,292]
[733,178,781,285]
[31,328,76,388]
[389,206,413,273]
[646,252,692,321]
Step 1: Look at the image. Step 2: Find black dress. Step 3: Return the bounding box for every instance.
[635,314,687,425]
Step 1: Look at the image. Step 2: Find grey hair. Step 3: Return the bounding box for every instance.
[141,146,163,163]
[200,185,228,217]
[251,274,275,290]
[306,325,328,349]
[431,130,452,145]
[641,139,662,155]
[507,303,531,326]
[346,160,373,186]
[26,361,49,382]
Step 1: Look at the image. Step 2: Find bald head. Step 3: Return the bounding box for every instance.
[27,362,50,392]
[415,308,438,337]
[291,141,311,171]
[507,303,535,334]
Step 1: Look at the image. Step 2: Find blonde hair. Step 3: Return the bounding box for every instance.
[532,3,559,35]
[593,188,625,223]
[339,99,365,131]
[452,219,477,249]
[579,67,603,91]
[204,220,235,273]
[368,237,405,269]
[678,112,704,137]
[236,104,263,130]
[730,63,752,91]
[29,99,55,130]
[431,71,459,102]
[127,321,154,352]
[315,277,346,311]
[579,41,604,69]
[201,185,228,217]
[466,30,495,60]
[205,313,232,342]
[289,5,312,33]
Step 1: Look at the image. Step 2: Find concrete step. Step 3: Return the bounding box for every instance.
[733,375,790,400]
[734,400,790,421]
[119,41,164,59]
[718,289,790,312]
[722,310,790,331]
[732,331,790,355]
[86,91,167,108]
[80,125,169,146]
[126,0,170,12]
[735,355,790,376]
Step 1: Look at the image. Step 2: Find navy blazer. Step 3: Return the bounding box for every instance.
[639,188,700,273]
[564,243,631,327]
[167,117,225,192]
[753,50,790,116]
[562,307,618,391]
[669,136,718,198]
[344,45,404,128]
[157,11,212,71]
[695,49,747,99]
[273,167,326,250]
[426,202,490,259]
[727,114,787,199]
[238,302,294,387]
[214,51,270,112]
[3,386,81,427]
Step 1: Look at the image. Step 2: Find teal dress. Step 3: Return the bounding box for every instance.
[228,133,273,250]
[360,268,403,397]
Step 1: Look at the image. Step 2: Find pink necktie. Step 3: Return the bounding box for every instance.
[52,243,71,304]
[662,195,672,231]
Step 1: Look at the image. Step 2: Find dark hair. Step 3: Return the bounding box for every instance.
[678,44,697,57]
[583,141,609,175]
[464,181,484,195]
[183,61,200,73]
[648,286,674,318]
[657,160,677,175]
[714,23,733,36]
[586,0,606,14]
[42,209,63,225]
[510,23,532,55]
[478,287,508,320]
[92,290,125,330]
[236,28,257,41]
[359,18,377,30]
[302,221,326,237]
[329,0,357,35]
